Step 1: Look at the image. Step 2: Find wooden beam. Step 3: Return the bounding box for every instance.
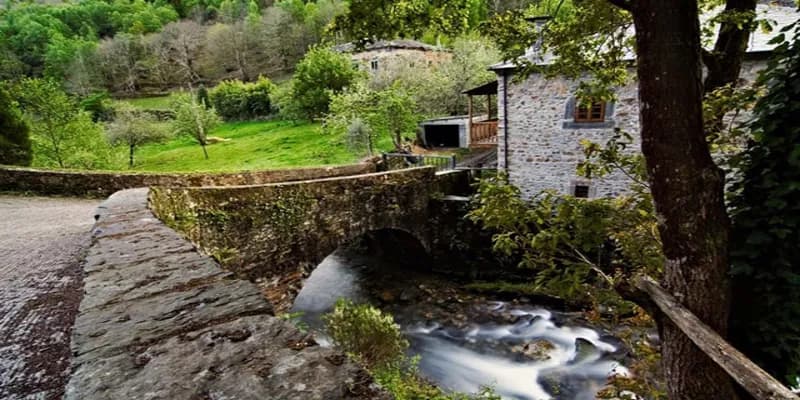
[635,275,799,400]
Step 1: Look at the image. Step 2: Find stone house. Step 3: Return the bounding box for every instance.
[333,40,451,75]
[490,4,798,199]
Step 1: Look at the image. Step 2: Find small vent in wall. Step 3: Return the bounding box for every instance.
[574,185,590,198]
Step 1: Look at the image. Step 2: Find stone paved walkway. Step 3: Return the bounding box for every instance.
[0,195,98,400]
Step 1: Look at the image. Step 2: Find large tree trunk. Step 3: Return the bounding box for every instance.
[629,1,739,399]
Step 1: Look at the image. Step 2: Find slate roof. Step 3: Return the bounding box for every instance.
[490,3,799,70]
[333,39,445,54]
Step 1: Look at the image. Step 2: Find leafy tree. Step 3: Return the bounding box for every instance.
[106,103,169,168]
[285,46,362,120]
[325,83,419,151]
[728,20,800,385]
[13,78,115,169]
[0,87,33,166]
[171,94,222,159]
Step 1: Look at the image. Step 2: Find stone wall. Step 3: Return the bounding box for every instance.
[149,167,443,312]
[0,163,375,197]
[498,59,766,199]
[68,188,387,400]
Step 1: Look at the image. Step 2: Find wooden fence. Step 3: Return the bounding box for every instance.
[636,275,799,400]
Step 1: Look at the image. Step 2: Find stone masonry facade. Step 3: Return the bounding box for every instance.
[497,59,766,199]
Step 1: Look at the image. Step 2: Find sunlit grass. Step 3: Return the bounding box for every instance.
[131,119,394,173]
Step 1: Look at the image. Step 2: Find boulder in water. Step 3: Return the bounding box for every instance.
[511,338,555,362]
[572,338,599,364]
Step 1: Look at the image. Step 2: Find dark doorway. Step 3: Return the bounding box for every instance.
[423,124,461,148]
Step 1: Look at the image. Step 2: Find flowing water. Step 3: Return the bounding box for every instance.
[291,249,629,400]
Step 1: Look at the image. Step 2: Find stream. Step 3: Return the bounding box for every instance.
[290,249,630,400]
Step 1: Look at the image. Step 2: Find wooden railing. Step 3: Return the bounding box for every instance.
[470,120,498,147]
[636,275,799,400]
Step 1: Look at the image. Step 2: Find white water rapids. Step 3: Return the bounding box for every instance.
[291,251,629,400]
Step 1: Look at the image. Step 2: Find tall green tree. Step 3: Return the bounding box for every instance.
[325,82,419,151]
[13,78,115,169]
[0,87,33,166]
[284,46,362,119]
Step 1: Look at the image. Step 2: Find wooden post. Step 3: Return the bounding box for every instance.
[487,94,492,119]
[467,95,473,146]
[636,275,799,400]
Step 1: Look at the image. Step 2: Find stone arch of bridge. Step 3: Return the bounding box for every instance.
[258,223,432,313]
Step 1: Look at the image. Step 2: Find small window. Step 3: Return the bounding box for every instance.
[370,59,379,71]
[574,184,590,198]
[574,101,606,123]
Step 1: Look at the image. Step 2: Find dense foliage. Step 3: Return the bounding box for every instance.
[0,86,32,166]
[325,83,419,152]
[728,21,800,384]
[209,78,275,121]
[281,46,362,120]
[0,0,178,77]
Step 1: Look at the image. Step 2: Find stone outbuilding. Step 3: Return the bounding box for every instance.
[333,39,451,75]
[490,4,798,199]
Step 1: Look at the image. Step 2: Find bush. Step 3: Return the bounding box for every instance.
[209,77,275,121]
[323,299,501,400]
[323,299,408,369]
[80,91,116,122]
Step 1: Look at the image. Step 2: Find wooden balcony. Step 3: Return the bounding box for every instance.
[464,80,499,148]
[470,120,498,148]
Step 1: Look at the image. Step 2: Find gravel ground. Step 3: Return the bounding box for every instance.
[0,195,98,400]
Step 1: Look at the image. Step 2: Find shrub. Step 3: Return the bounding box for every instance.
[197,84,210,108]
[209,77,275,121]
[323,299,408,369]
[80,91,116,122]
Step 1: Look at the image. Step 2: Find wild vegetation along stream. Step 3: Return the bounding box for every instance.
[290,246,631,400]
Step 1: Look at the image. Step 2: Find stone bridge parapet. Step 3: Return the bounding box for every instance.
[0,162,375,197]
[67,188,388,400]
[149,167,470,311]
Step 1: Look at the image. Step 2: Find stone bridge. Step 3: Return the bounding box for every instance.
[150,167,472,312]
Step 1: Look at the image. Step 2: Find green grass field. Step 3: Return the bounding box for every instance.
[120,95,178,110]
[131,120,394,173]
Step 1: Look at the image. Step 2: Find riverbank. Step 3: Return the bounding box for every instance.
[290,246,663,400]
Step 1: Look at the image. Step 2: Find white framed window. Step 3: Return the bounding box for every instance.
[370,58,379,71]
